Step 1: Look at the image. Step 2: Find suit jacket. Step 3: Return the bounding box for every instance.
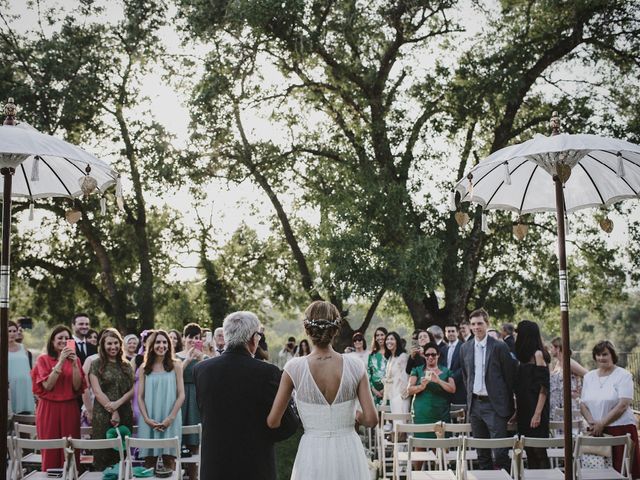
[437,341,448,367]
[447,340,466,405]
[460,335,516,418]
[503,335,516,354]
[75,341,96,366]
[193,346,298,480]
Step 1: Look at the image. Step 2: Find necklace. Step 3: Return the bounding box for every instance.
[597,367,614,388]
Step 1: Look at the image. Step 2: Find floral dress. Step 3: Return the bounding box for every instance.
[367,352,387,406]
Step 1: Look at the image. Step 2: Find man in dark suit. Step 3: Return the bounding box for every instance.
[427,325,448,367]
[460,308,516,471]
[501,322,516,354]
[444,324,466,405]
[194,311,298,480]
[71,313,96,365]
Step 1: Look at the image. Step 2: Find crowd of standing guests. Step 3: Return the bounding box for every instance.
[6,307,640,479]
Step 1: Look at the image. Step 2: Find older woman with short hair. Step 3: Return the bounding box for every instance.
[580,340,640,478]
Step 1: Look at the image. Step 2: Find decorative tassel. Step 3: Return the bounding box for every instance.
[481,211,488,233]
[564,211,570,236]
[100,196,107,215]
[616,152,625,178]
[449,191,456,212]
[30,156,40,182]
[115,175,124,211]
[467,173,474,200]
[29,202,34,221]
[503,162,511,185]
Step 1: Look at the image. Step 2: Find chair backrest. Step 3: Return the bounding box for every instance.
[125,436,181,478]
[68,438,124,480]
[450,408,466,423]
[574,434,631,480]
[14,422,37,439]
[408,436,463,475]
[12,414,36,425]
[381,412,412,424]
[462,435,518,476]
[522,436,565,449]
[14,437,69,480]
[181,424,201,438]
[549,419,582,434]
[442,422,472,436]
[450,403,467,411]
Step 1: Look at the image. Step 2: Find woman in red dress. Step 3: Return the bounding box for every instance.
[32,325,87,471]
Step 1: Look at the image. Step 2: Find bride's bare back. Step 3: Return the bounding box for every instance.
[306,350,344,405]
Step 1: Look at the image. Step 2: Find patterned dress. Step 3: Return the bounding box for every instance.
[367,351,387,406]
[90,359,134,470]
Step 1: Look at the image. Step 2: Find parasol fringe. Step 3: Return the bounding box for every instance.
[449,191,456,211]
[115,175,124,211]
[29,202,34,221]
[503,162,511,185]
[100,196,107,215]
[481,211,488,233]
[616,152,625,178]
[30,156,40,182]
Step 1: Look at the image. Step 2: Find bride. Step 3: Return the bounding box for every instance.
[267,301,378,479]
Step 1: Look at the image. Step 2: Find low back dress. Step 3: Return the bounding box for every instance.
[284,354,370,480]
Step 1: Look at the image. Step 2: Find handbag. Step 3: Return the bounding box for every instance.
[580,433,612,457]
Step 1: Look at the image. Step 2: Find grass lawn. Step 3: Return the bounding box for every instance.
[275,426,303,479]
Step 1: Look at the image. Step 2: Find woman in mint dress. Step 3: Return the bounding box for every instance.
[367,327,388,406]
[8,320,35,414]
[137,330,185,469]
[407,342,456,438]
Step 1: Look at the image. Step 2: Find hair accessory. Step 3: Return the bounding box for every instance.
[303,318,341,329]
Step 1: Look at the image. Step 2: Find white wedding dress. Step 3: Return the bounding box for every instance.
[284,354,370,480]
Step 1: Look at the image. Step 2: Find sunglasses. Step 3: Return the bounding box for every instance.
[353,338,364,342]
[424,352,438,357]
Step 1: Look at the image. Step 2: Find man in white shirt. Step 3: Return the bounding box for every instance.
[460,308,516,471]
[213,327,226,356]
[445,324,466,405]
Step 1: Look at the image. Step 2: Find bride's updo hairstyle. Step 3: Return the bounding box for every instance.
[303,301,342,347]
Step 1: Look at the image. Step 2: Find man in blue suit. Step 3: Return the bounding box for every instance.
[444,324,466,405]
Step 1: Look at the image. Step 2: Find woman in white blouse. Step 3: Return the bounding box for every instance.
[580,340,640,478]
[383,331,410,415]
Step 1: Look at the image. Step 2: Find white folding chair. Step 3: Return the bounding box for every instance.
[14,424,41,468]
[6,436,16,480]
[407,437,460,480]
[380,412,412,479]
[547,419,581,467]
[518,436,565,480]
[14,437,70,480]
[376,404,392,461]
[440,423,477,469]
[393,423,441,478]
[66,437,125,480]
[461,436,517,480]
[124,437,182,480]
[12,414,36,427]
[574,433,632,480]
[181,424,202,478]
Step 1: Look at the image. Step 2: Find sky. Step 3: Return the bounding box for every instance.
[7,0,639,286]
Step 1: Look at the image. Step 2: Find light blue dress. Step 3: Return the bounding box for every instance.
[9,345,35,414]
[137,370,182,457]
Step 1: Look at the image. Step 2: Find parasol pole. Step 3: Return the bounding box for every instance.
[550,111,574,480]
[0,98,16,480]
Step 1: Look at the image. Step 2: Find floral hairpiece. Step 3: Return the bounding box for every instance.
[304,318,341,329]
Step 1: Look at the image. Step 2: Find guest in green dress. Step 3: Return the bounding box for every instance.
[176,323,207,479]
[367,327,388,406]
[408,342,456,434]
[89,328,134,470]
[137,330,185,470]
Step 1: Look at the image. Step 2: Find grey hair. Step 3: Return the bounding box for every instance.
[223,311,260,348]
[427,325,443,340]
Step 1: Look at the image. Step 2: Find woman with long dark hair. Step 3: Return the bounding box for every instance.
[513,320,551,469]
[367,327,388,406]
[383,331,410,414]
[296,339,311,357]
[32,325,87,471]
[137,330,185,468]
[89,328,134,470]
